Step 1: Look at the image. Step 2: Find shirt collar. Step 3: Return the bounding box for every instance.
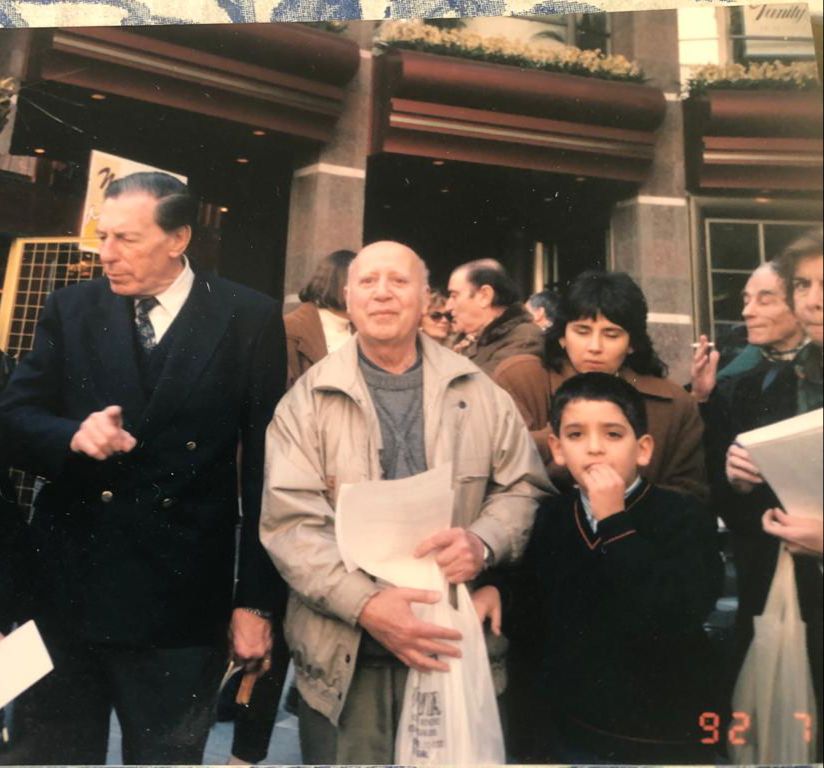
[136,255,194,316]
[580,474,643,531]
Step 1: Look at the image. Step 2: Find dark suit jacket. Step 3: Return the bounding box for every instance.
[0,272,287,648]
[1,349,32,632]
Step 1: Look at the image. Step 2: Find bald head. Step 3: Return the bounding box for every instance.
[348,241,429,288]
[345,241,430,357]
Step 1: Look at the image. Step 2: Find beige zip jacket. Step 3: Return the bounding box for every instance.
[260,333,551,724]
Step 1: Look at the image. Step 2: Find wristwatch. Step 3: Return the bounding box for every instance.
[239,606,273,620]
[482,543,495,570]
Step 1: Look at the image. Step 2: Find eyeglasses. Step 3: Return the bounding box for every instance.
[429,311,451,322]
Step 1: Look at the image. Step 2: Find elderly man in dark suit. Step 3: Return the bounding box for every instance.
[0,172,286,764]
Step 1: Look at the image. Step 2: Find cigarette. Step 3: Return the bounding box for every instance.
[691,341,715,348]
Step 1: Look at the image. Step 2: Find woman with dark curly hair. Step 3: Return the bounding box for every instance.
[495,270,707,500]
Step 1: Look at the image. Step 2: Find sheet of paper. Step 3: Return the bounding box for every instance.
[737,408,823,519]
[0,621,54,709]
[335,462,454,588]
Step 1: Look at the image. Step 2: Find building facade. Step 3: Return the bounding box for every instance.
[0,7,821,381]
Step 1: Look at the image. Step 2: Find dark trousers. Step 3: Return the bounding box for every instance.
[2,639,224,765]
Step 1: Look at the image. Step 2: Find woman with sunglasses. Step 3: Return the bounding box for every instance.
[496,270,707,500]
[419,290,452,345]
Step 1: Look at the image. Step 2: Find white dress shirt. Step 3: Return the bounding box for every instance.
[134,256,195,344]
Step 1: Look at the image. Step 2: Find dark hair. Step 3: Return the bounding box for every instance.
[298,250,356,311]
[104,171,196,233]
[545,270,668,377]
[528,289,561,322]
[776,228,823,309]
[550,372,649,438]
[465,266,521,307]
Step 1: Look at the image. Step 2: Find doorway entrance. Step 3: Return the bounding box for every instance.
[364,154,633,294]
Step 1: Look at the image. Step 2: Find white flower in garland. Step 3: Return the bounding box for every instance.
[687,60,820,95]
[375,20,644,83]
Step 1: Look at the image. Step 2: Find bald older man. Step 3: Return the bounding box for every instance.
[260,241,549,763]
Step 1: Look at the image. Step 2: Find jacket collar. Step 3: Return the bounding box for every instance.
[89,272,231,440]
[311,332,480,472]
[87,281,147,431]
[286,302,327,364]
[478,304,532,346]
[311,332,478,399]
[617,367,675,400]
[550,360,674,401]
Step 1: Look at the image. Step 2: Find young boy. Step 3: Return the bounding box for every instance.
[475,372,723,764]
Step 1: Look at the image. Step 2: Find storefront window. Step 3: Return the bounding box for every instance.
[706,218,818,342]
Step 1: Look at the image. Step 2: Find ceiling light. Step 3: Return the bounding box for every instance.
[90,93,107,101]
[755,196,770,204]
[235,157,250,164]
[252,130,266,136]
[219,206,229,213]
[440,188,450,193]
[575,176,586,182]
[34,148,46,155]
[432,160,446,166]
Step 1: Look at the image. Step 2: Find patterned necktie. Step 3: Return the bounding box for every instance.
[135,296,160,352]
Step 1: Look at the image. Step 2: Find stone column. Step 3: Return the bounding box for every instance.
[282,24,378,306]
[609,10,695,384]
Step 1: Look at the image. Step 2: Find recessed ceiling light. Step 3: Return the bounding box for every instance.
[219,206,229,213]
[755,196,770,204]
[440,188,449,193]
[252,130,266,136]
[432,160,446,166]
[235,157,250,164]
[34,148,46,155]
[90,93,107,101]
[575,176,586,182]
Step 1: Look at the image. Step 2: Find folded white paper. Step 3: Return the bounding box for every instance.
[0,620,54,709]
[335,462,454,587]
[737,407,823,519]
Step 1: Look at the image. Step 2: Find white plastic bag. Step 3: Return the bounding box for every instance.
[395,564,506,765]
[730,546,818,764]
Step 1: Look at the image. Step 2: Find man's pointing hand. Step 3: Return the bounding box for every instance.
[70,405,137,460]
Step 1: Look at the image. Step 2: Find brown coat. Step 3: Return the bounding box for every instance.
[461,305,544,376]
[284,302,327,390]
[494,355,708,500]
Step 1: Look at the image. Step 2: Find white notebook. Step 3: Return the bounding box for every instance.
[737,408,823,519]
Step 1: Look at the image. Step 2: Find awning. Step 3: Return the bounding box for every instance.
[372,48,667,183]
[684,90,823,192]
[26,24,361,143]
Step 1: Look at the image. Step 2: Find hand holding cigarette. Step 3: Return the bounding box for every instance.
[690,335,719,403]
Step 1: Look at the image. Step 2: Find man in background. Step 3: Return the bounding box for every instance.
[446,259,543,376]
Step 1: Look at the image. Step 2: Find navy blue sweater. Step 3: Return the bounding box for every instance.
[495,480,723,755]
